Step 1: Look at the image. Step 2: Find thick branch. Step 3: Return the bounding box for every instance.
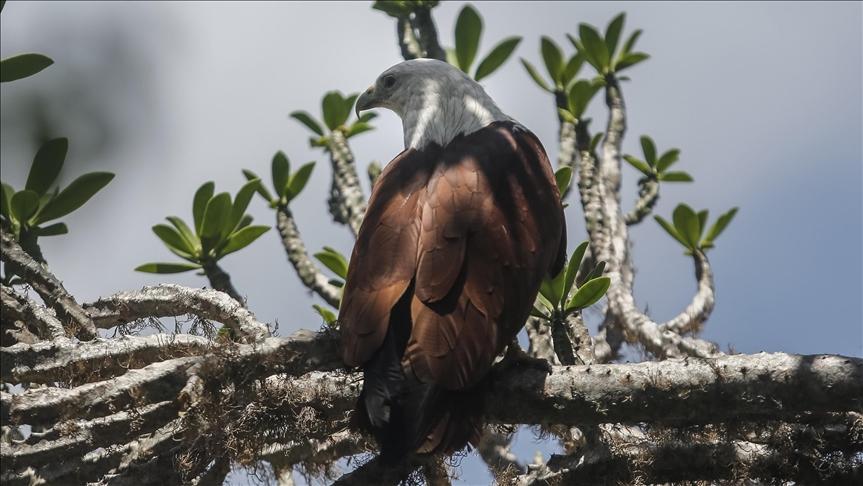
[1,333,211,384]
[326,130,367,237]
[0,230,96,340]
[83,284,269,342]
[275,207,342,308]
[1,285,66,341]
[660,250,715,334]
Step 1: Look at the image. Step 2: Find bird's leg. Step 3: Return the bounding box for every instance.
[496,339,553,375]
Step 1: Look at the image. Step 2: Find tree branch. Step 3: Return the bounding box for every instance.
[623,177,659,225]
[326,130,367,237]
[1,284,66,342]
[0,230,96,340]
[83,284,269,342]
[275,207,342,308]
[201,260,245,306]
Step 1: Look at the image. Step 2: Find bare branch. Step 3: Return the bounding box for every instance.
[275,207,342,308]
[83,284,269,342]
[550,313,595,365]
[623,177,659,225]
[326,130,367,237]
[486,353,862,427]
[1,333,211,384]
[0,230,96,340]
[660,250,715,334]
[1,285,66,341]
[201,261,245,306]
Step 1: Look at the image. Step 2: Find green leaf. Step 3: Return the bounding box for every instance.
[220,225,270,257]
[166,216,199,252]
[566,276,611,311]
[0,53,53,83]
[590,132,604,153]
[563,241,589,300]
[135,262,201,274]
[540,36,564,84]
[640,136,656,165]
[530,304,550,320]
[697,210,709,236]
[561,53,585,87]
[328,278,344,288]
[578,23,610,72]
[605,13,626,58]
[702,207,738,246]
[520,59,552,93]
[0,183,14,221]
[357,112,378,124]
[200,192,232,242]
[26,138,67,195]
[192,181,215,235]
[474,36,521,82]
[346,122,375,138]
[11,190,40,223]
[554,166,572,195]
[322,91,349,130]
[454,4,482,73]
[557,107,576,124]
[623,155,653,177]
[621,29,642,56]
[271,151,290,198]
[236,214,254,230]
[286,162,315,201]
[535,292,554,315]
[34,172,114,224]
[673,204,701,249]
[242,169,274,202]
[312,304,337,325]
[615,52,649,72]
[567,79,602,118]
[658,171,693,183]
[153,224,194,254]
[445,47,458,67]
[290,111,324,136]
[655,149,680,172]
[314,246,349,279]
[654,215,690,248]
[34,222,68,237]
[227,178,260,235]
[577,260,606,288]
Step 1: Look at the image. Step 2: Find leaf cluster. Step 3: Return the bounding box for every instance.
[290,91,377,147]
[533,241,611,322]
[136,180,270,274]
[655,205,738,253]
[242,152,315,209]
[371,0,438,18]
[623,136,693,183]
[568,13,649,76]
[1,138,114,242]
[446,5,521,82]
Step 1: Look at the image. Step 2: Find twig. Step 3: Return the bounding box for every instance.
[326,130,367,237]
[0,230,96,340]
[275,207,341,308]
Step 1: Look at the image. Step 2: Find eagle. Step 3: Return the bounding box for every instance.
[340,58,566,460]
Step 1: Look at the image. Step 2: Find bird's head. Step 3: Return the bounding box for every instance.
[356,59,508,149]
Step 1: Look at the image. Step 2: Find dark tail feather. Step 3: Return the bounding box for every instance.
[355,284,484,462]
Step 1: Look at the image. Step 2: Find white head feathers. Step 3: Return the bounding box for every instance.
[355,59,511,150]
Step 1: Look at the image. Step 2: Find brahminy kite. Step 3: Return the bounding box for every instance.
[340,58,566,460]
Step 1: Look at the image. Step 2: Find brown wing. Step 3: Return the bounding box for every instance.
[403,122,565,389]
[340,121,565,389]
[339,148,430,367]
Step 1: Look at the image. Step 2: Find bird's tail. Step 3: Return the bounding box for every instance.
[354,286,484,462]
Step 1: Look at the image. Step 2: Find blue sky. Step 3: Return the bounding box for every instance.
[1,2,860,484]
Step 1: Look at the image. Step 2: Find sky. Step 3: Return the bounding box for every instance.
[1,1,861,485]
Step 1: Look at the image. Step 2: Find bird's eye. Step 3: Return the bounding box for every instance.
[382,75,397,89]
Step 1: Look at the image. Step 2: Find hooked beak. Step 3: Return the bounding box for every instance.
[355,85,378,118]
